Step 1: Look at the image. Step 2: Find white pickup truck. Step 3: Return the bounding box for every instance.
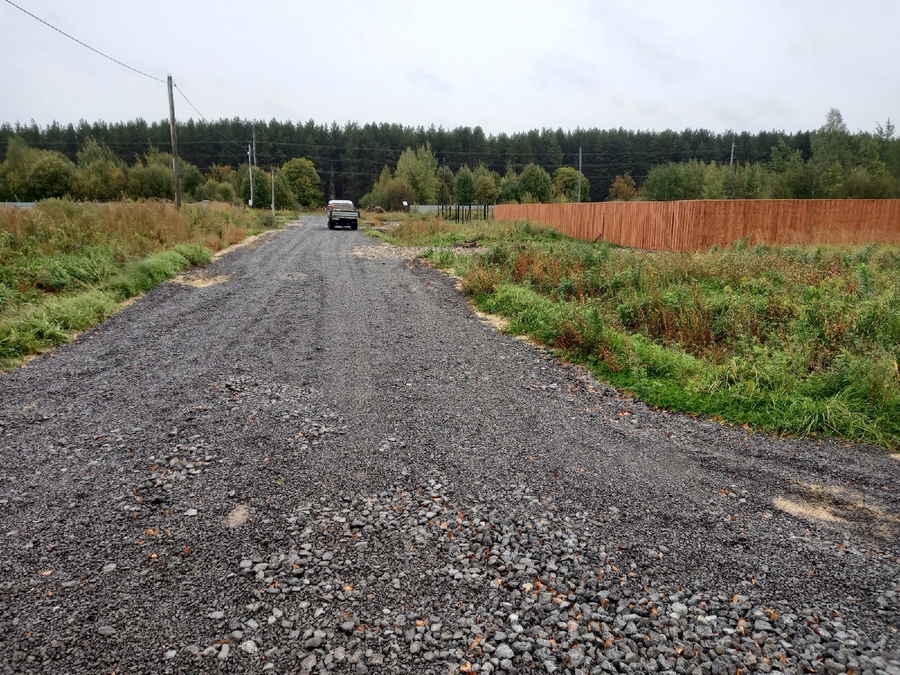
[326,199,360,230]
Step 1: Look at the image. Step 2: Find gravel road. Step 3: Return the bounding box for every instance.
[1,216,898,674]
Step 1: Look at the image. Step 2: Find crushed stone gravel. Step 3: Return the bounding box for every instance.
[0,216,898,674]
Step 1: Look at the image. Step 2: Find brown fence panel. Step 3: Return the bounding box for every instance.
[495,200,900,251]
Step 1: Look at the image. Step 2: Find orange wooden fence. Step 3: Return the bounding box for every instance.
[495,200,900,252]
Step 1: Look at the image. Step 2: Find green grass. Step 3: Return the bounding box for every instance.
[0,290,118,366]
[388,217,900,450]
[108,244,213,299]
[0,199,285,367]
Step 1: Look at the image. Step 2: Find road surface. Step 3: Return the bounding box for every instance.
[1,216,897,673]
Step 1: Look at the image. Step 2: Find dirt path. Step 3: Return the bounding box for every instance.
[1,217,897,674]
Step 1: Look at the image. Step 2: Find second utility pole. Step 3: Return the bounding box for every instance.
[167,75,182,210]
[577,146,582,203]
[247,145,254,207]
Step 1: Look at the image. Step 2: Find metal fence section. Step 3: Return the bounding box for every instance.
[412,204,495,222]
[495,200,900,252]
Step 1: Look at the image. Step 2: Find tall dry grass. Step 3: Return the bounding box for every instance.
[0,200,257,260]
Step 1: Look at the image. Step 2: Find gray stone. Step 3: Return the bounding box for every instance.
[495,644,515,660]
[299,654,317,674]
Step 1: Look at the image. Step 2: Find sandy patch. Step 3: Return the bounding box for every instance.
[474,309,510,332]
[773,482,899,539]
[353,242,487,262]
[351,244,426,261]
[173,274,230,288]
[772,496,848,525]
[224,503,250,529]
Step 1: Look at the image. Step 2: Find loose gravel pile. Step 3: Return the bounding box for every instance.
[1,217,898,674]
[210,477,897,675]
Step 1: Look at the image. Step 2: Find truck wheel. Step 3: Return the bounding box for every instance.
[328,220,335,230]
[350,221,358,231]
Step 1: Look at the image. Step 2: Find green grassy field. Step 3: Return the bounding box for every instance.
[375,217,900,450]
[0,199,287,368]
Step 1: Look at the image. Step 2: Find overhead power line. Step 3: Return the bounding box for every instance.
[4,1,247,159]
[4,0,166,84]
[173,83,245,151]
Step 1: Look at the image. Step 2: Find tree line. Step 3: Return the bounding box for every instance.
[359,143,592,210]
[0,135,323,208]
[626,110,899,201]
[1,108,897,204]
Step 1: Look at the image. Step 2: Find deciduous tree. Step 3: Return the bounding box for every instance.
[499,165,521,203]
[382,177,416,211]
[0,136,40,201]
[281,157,323,207]
[473,174,500,205]
[239,165,270,208]
[518,163,554,203]
[454,165,475,205]
[73,138,126,201]
[395,144,438,204]
[553,166,590,202]
[24,151,75,200]
[607,173,637,201]
[437,165,454,205]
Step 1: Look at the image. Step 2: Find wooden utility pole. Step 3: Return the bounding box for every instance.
[167,75,182,210]
[247,146,254,207]
[577,146,582,203]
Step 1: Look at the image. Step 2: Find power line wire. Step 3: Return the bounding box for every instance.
[4,0,166,84]
[173,83,246,150]
[4,1,251,161]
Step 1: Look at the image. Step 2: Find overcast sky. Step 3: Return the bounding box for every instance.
[2,0,898,137]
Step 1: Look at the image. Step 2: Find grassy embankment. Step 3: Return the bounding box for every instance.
[373,217,900,450]
[0,200,288,369]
